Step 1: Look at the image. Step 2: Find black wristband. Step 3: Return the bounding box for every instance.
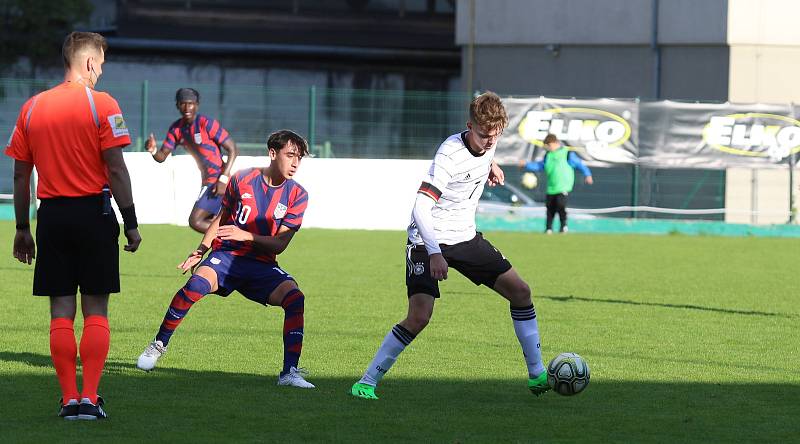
[120,205,138,231]
[196,244,209,255]
[16,222,30,230]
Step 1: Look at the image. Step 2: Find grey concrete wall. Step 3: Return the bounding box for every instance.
[466,45,652,98]
[457,0,729,100]
[659,46,729,101]
[456,0,652,44]
[456,0,726,45]
[465,44,728,100]
[658,0,727,44]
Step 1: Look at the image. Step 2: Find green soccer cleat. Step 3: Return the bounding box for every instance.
[528,372,552,396]
[350,382,379,400]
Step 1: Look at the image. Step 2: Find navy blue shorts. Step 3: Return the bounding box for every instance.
[194,184,223,214]
[199,250,295,305]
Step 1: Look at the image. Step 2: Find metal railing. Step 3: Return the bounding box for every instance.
[0,78,791,224]
[1,78,472,158]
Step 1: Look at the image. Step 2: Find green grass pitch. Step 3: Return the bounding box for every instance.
[1,221,798,442]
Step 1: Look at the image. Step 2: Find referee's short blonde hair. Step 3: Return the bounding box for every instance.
[62,31,107,69]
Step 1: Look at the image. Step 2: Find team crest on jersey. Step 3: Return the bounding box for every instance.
[413,262,425,276]
[108,114,129,138]
[273,203,288,219]
[194,133,202,144]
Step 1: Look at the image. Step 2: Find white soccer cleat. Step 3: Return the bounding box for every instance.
[277,367,315,389]
[137,340,166,371]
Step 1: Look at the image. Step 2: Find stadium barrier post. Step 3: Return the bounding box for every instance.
[789,153,796,224]
[631,163,640,218]
[308,85,316,155]
[140,80,149,152]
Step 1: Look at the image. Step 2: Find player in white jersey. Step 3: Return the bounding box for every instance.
[351,92,550,400]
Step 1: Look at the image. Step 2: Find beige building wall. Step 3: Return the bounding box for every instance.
[726,1,800,224]
[725,168,793,225]
[728,0,800,103]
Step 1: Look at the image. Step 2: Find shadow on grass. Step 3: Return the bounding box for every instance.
[1,351,798,443]
[539,294,796,318]
[424,290,795,319]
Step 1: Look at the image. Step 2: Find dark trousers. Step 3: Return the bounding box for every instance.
[545,193,568,231]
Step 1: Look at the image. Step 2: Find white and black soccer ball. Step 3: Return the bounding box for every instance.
[521,171,538,189]
[547,352,590,396]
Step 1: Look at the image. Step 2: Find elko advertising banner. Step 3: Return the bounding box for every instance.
[497,96,800,169]
[497,97,638,166]
[638,101,799,169]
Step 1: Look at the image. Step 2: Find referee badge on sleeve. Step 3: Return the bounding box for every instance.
[108,114,129,138]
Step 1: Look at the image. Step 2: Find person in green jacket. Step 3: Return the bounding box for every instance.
[519,134,593,233]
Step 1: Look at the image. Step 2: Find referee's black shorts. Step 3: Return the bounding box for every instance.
[33,195,120,296]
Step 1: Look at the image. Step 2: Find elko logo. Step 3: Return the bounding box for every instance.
[518,107,632,149]
[517,107,635,163]
[703,113,800,161]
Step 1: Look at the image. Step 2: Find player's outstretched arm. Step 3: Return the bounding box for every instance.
[11,160,35,265]
[146,133,171,163]
[519,159,544,172]
[567,151,592,179]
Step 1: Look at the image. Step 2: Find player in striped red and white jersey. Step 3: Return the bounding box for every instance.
[137,130,314,388]
[352,92,552,400]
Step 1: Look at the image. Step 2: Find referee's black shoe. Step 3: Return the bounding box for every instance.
[78,396,108,420]
[58,398,79,420]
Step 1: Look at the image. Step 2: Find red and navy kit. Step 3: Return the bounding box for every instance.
[211,168,308,264]
[163,114,230,184]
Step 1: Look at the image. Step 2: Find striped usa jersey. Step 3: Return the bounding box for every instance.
[408,131,494,246]
[211,168,308,264]
[162,114,230,185]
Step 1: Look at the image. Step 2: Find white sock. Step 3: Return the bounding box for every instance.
[511,304,545,378]
[358,324,415,386]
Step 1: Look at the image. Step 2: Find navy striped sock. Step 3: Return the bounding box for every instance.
[156,274,211,346]
[281,288,305,375]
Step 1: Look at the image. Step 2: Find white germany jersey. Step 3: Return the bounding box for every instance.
[408,131,494,246]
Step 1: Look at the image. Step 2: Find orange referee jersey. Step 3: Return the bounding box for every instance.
[4,81,131,198]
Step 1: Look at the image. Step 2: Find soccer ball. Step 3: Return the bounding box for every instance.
[521,172,538,189]
[547,352,590,396]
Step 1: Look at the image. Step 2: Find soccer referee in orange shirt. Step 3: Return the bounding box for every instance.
[4,32,142,420]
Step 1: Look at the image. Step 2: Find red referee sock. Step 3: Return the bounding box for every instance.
[50,317,79,403]
[79,315,110,404]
